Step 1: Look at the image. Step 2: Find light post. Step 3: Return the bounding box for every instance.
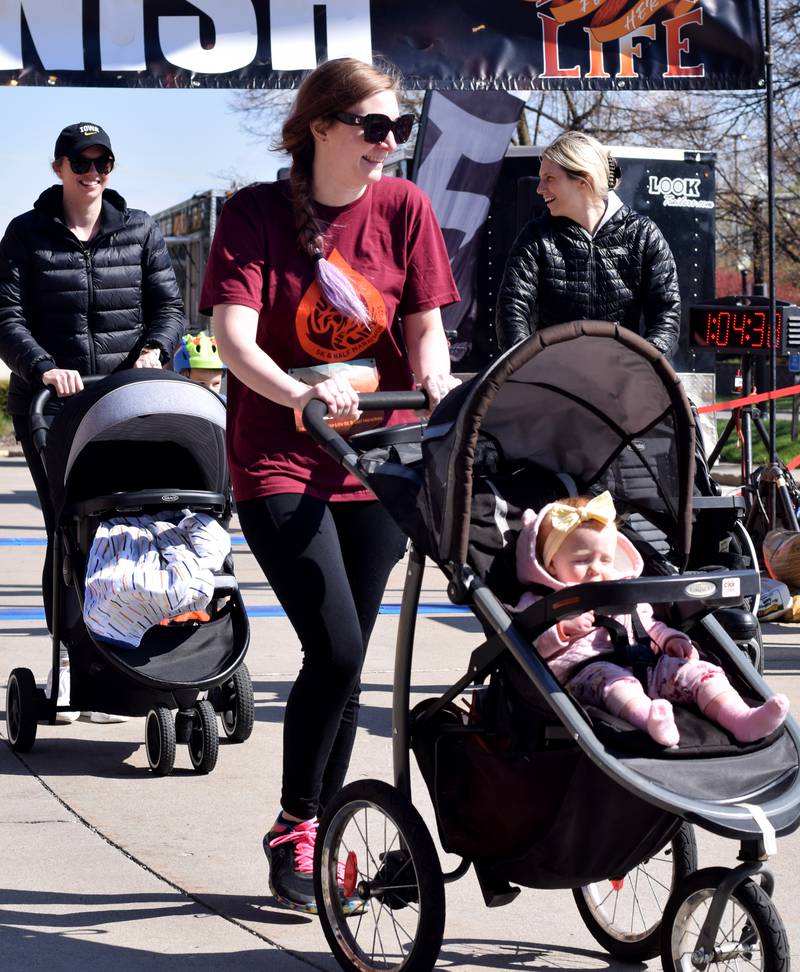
[731,132,750,291]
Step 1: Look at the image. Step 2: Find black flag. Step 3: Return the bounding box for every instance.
[412,91,526,362]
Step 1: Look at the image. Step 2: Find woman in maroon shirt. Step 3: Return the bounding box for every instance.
[201,57,459,913]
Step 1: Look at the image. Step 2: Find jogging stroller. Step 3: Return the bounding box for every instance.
[300,323,800,972]
[5,370,253,775]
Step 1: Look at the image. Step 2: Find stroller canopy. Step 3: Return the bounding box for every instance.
[45,370,228,519]
[421,321,696,568]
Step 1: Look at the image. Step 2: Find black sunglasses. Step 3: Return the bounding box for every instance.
[67,155,114,175]
[333,112,414,145]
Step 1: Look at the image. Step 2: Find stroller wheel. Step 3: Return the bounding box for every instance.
[743,628,765,675]
[6,668,39,753]
[314,779,445,972]
[661,866,789,972]
[145,706,176,776]
[574,822,697,961]
[188,700,219,774]
[216,664,255,743]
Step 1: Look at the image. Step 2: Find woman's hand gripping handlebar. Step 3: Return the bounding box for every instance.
[301,390,429,473]
[29,375,106,457]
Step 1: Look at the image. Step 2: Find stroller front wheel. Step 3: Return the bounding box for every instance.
[574,822,697,961]
[145,706,176,775]
[188,699,219,774]
[314,779,446,972]
[661,866,789,972]
[6,668,39,752]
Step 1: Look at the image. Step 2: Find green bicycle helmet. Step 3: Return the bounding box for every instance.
[174,331,225,371]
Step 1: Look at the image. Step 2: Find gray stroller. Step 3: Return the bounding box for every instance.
[5,370,253,775]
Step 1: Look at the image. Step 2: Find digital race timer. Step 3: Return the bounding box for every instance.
[688,303,800,355]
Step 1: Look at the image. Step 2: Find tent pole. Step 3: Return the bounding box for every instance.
[759,0,799,531]
[764,0,777,465]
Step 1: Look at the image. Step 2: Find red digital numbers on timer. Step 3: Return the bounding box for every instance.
[749,312,766,348]
[703,310,780,349]
[705,311,730,346]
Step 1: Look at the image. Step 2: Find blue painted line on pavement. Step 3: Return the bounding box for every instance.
[0,536,250,546]
[0,602,469,622]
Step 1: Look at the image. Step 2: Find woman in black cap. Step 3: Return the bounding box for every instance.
[0,121,185,720]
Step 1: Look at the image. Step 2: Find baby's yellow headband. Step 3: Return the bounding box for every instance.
[542,491,617,570]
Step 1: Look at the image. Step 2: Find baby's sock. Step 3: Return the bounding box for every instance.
[617,696,679,746]
[646,699,680,747]
[606,679,680,747]
[706,692,789,743]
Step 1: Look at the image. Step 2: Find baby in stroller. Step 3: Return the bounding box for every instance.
[515,491,789,747]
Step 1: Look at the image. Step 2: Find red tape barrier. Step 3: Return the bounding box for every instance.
[697,381,800,471]
[696,383,800,414]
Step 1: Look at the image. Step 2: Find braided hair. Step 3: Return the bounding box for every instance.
[277,58,401,325]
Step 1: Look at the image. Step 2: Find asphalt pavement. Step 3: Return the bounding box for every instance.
[1,452,799,970]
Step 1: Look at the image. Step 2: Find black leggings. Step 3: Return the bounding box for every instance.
[236,493,406,820]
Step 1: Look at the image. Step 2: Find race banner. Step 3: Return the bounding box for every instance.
[0,0,763,90]
[412,90,526,361]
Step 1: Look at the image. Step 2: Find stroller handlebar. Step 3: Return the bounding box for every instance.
[301,390,429,472]
[29,375,107,456]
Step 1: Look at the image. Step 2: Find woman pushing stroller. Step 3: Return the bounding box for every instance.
[0,121,184,721]
[515,492,789,747]
[201,57,459,912]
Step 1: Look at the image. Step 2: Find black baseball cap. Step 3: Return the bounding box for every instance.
[54,122,114,160]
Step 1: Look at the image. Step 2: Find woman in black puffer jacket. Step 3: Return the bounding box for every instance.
[0,123,185,416]
[0,122,185,657]
[495,132,680,358]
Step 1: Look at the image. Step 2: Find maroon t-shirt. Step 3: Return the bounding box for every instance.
[200,177,459,502]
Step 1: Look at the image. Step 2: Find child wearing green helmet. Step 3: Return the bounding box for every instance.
[175,331,226,396]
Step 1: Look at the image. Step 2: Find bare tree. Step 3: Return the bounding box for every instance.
[228,89,296,148]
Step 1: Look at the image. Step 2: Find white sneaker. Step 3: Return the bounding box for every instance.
[80,712,130,724]
[45,665,79,723]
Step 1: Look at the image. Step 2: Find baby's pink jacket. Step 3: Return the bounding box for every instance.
[514,502,689,684]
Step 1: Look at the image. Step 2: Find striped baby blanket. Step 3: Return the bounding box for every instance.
[84,511,231,648]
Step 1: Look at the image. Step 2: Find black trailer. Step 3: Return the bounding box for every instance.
[154,190,232,331]
[385,142,716,373]
[472,145,716,372]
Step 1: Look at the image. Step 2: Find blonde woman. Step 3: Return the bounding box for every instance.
[495,131,679,356]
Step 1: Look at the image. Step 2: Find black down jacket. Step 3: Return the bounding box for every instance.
[0,186,185,415]
[495,204,680,357]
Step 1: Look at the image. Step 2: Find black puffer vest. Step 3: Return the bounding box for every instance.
[0,186,185,414]
[495,204,680,357]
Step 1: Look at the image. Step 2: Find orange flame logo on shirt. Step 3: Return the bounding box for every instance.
[295,249,387,362]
